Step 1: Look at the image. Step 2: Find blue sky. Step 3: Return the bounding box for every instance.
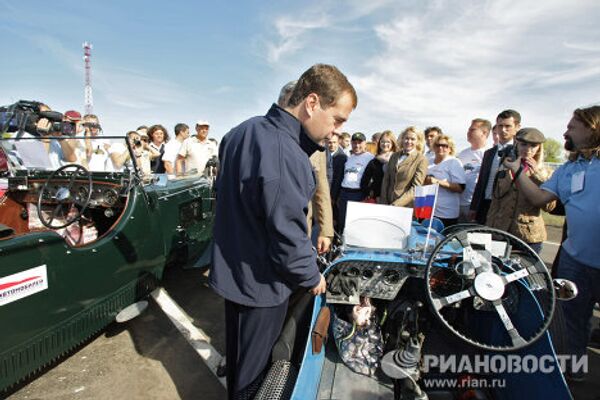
[1,0,599,150]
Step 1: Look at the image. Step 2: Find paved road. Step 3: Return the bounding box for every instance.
[5,232,600,400]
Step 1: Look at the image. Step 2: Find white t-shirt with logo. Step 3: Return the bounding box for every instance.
[87,138,113,171]
[341,152,374,189]
[457,146,488,207]
[427,156,466,219]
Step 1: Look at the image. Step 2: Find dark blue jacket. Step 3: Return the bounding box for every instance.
[210,104,322,307]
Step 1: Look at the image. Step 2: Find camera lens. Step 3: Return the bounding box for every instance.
[134,140,142,146]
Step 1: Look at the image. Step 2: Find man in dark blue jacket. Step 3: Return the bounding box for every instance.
[210,64,357,399]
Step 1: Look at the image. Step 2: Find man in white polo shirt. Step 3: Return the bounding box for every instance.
[457,118,491,221]
[176,120,217,176]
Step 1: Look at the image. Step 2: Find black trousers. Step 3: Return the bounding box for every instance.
[225,298,289,400]
[475,199,491,225]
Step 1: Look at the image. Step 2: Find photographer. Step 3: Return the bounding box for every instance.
[486,128,555,254]
[36,105,78,167]
[1,101,79,168]
[109,130,151,174]
[83,114,112,171]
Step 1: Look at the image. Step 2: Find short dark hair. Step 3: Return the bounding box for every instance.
[174,123,189,137]
[424,126,443,136]
[497,109,521,125]
[136,125,148,131]
[287,64,357,110]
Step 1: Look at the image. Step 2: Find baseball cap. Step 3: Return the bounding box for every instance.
[516,127,545,144]
[351,132,366,142]
[196,120,210,127]
[64,110,82,121]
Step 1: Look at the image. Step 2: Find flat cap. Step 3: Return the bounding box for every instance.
[516,127,545,144]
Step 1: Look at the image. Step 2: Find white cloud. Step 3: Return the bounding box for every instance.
[265,15,331,63]
[262,0,600,148]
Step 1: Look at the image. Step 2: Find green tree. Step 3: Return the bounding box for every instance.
[544,138,563,163]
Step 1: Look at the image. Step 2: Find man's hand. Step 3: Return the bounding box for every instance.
[316,236,331,254]
[36,118,51,134]
[309,274,326,296]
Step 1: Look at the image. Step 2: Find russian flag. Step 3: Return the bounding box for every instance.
[414,184,438,219]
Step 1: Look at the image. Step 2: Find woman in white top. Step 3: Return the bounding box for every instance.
[424,134,466,227]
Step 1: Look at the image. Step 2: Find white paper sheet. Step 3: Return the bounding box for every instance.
[344,201,413,249]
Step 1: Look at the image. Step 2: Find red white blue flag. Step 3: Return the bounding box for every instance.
[414,184,438,219]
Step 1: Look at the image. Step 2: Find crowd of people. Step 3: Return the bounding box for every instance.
[1,107,219,178]
[324,108,558,256]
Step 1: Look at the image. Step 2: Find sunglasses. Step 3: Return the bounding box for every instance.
[435,143,449,148]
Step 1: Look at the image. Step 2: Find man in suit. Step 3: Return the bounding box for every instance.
[328,132,347,229]
[469,109,521,224]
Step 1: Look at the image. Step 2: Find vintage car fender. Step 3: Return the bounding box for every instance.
[0,172,214,392]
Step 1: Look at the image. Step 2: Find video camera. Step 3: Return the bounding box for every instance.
[0,100,76,137]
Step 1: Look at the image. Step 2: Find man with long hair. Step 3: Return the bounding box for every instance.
[504,105,600,381]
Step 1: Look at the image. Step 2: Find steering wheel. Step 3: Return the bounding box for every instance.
[37,164,93,229]
[424,226,555,351]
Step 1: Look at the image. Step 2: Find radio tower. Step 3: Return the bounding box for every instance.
[83,42,93,115]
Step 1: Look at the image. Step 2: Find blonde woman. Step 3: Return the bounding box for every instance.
[360,130,398,202]
[381,126,428,207]
[424,134,466,227]
[486,128,554,253]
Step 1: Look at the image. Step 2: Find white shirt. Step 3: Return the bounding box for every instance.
[425,149,436,164]
[427,157,466,219]
[178,136,218,175]
[87,138,113,171]
[484,140,513,200]
[457,146,488,207]
[162,139,184,168]
[341,152,374,189]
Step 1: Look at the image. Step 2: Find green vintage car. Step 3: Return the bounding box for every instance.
[0,119,215,392]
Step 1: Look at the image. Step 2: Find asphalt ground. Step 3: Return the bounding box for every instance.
[4,224,600,400]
